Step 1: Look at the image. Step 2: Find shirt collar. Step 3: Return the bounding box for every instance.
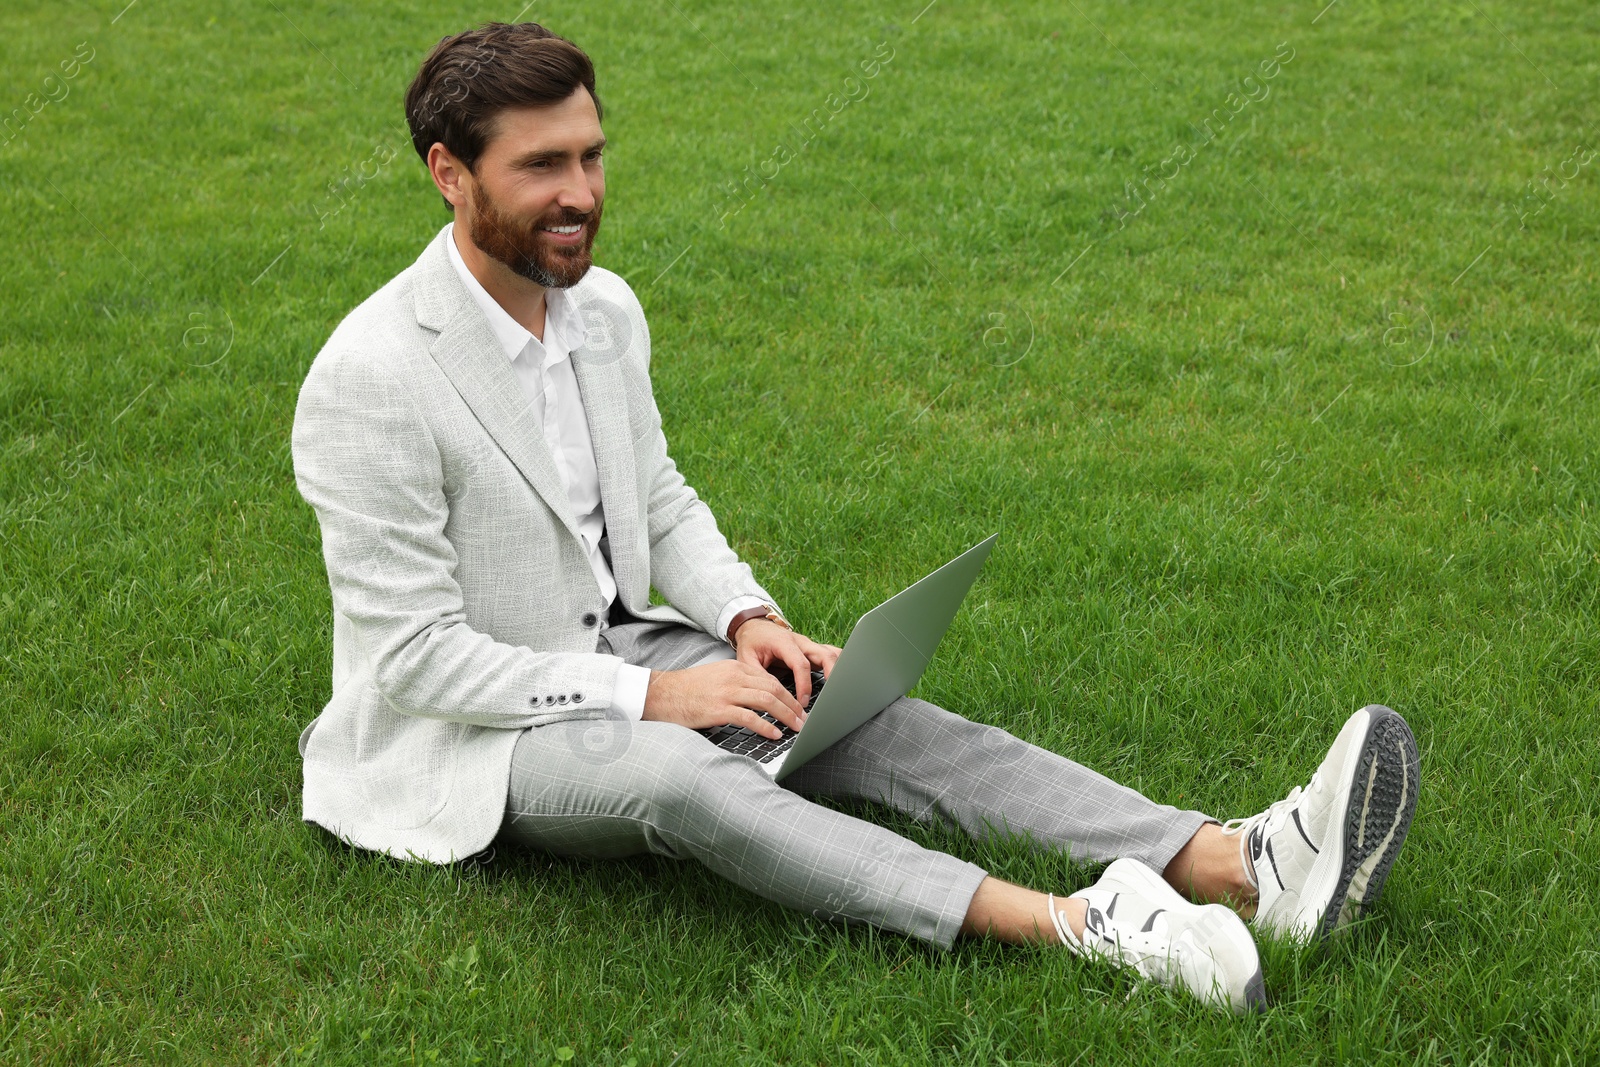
[445,222,588,365]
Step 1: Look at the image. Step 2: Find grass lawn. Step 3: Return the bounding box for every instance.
[3,0,1598,1061]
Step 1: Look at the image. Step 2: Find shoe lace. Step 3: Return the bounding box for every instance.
[1054,894,1173,979]
[1082,922,1190,986]
[1068,903,1222,1001]
[1219,781,1312,890]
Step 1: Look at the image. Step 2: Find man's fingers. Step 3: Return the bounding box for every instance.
[735,701,788,739]
[798,637,843,679]
[736,634,804,701]
[738,660,804,719]
[782,645,813,708]
[765,669,805,720]
[739,687,804,735]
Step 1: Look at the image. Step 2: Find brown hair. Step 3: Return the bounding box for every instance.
[405,21,602,198]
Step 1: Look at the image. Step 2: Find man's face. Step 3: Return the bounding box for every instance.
[460,88,605,288]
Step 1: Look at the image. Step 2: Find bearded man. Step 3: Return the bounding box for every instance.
[291,21,1420,1013]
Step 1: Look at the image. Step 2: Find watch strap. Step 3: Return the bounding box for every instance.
[727,603,789,646]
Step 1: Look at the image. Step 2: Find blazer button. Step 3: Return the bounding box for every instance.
[557,694,569,705]
[582,612,599,627]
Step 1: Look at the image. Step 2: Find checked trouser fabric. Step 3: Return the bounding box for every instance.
[498,618,1209,949]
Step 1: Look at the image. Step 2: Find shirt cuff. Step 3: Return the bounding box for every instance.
[610,663,652,721]
[716,595,779,647]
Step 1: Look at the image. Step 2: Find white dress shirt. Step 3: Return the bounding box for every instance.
[446,225,767,719]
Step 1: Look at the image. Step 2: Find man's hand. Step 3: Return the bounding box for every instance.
[731,619,843,710]
[641,659,808,739]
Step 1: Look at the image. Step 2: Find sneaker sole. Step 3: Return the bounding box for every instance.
[1310,705,1420,940]
[1100,858,1268,1013]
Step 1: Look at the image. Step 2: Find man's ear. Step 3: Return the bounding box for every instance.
[427,143,471,212]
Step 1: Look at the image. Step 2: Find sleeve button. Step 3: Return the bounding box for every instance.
[545,695,557,706]
[557,695,569,705]
[582,612,599,627]
[529,696,539,706]
[572,692,583,703]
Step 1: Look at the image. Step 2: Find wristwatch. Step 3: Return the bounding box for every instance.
[727,603,791,647]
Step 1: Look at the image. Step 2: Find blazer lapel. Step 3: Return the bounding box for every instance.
[571,348,640,600]
[412,227,585,547]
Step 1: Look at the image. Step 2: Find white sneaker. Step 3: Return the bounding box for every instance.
[1053,858,1266,1013]
[1223,705,1420,942]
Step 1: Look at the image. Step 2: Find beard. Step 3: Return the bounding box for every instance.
[467,181,603,289]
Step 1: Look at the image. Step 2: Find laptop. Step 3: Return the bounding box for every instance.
[697,534,998,781]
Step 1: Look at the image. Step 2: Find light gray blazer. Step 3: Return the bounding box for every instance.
[292,224,779,863]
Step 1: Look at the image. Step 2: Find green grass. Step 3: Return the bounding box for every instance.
[3,0,1598,1061]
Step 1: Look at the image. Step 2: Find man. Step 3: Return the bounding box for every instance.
[291,21,1420,1013]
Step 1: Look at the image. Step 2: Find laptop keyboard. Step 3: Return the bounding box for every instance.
[700,667,825,763]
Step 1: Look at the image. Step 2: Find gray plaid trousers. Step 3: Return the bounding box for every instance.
[499,618,1208,949]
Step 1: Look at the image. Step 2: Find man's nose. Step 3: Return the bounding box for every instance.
[556,162,597,213]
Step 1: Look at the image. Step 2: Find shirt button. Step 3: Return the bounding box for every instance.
[582,612,599,627]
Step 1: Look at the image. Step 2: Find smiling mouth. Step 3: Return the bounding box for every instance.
[542,223,584,235]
